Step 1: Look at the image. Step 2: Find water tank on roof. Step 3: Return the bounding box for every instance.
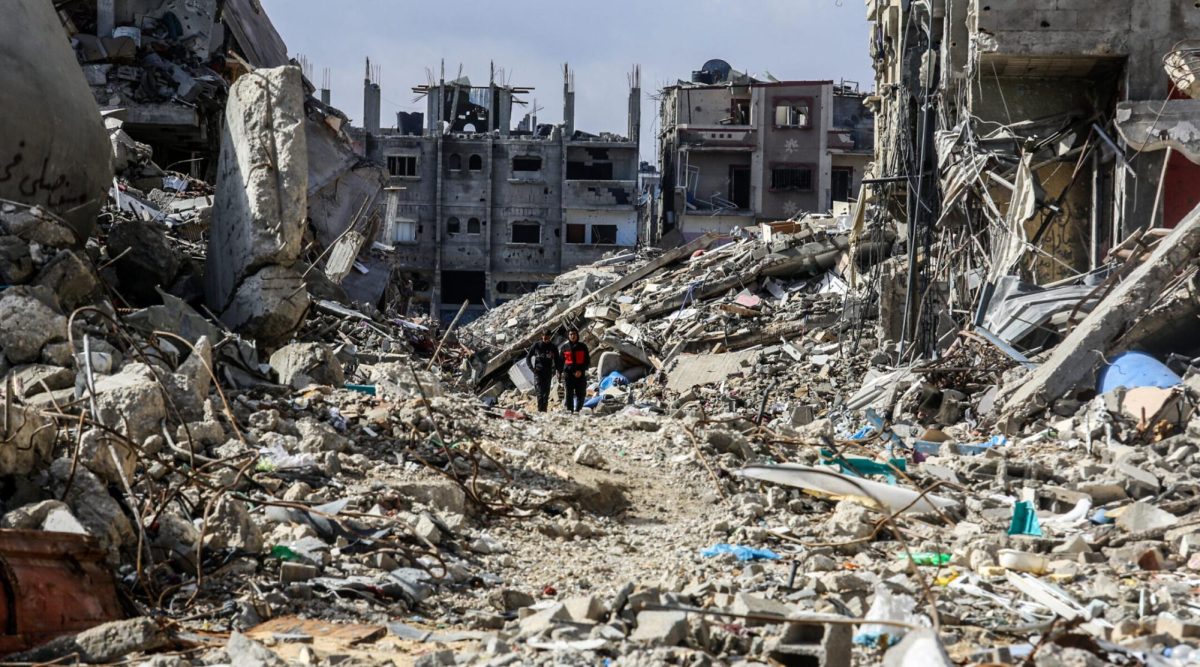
[700,59,733,84]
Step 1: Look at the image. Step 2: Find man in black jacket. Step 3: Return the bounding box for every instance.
[559,328,590,413]
[525,331,561,412]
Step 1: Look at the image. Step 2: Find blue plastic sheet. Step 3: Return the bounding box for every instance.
[598,371,629,392]
[701,544,781,561]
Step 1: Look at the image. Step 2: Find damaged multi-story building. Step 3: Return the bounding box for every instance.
[865,0,1200,356]
[652,60,874,244]
[353,64,643,320]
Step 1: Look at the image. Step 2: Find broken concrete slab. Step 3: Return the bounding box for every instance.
[217,264,311,345]
[50,459,136,559]
[2,0,113,240]
[91,362,168,445]
[1000,201,1200,423]
[204,65,308,314]
[107,217,182,304]
[270,342,344,389]
[0,286,67,364]
[34,249,104,311]
[8,617,168,665]
[630,610,688,644]
[0,404,57,475]
[1116,99,1200,164]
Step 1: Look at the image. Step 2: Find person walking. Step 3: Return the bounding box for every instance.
[559,328,590,413]
[525,331,561,412]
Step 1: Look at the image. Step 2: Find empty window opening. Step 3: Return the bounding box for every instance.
[567,161,614,180]
[771,166,813,191]
[590,224,618,245]
[467,217,482,234]
[774,100,811,128]
[387,155,418,177]
[512,156,542,173]
[730,98,750,124]
[565,223,586,244]
[446,216,460,235]
[831,167,853,204]
[468,154,483,171]
[496,281,542,295]
[441,270,485,305]
[447,153,462,171]
[510,221,540,244]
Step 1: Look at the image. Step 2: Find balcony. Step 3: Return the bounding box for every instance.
[677,125,757,152]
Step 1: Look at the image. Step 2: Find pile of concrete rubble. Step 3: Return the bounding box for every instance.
[4,1,1200,667]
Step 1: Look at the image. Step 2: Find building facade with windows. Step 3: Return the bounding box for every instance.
[652,60,873,243]
[353,65,642,320]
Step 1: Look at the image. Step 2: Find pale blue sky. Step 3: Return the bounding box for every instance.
[259,0,873,160]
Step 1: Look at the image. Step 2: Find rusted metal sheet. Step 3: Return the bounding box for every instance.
[0,530,123,654]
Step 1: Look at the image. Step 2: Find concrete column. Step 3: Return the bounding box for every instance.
[563,63,575,137]
[97,0,115,37]
[628,65,641,145]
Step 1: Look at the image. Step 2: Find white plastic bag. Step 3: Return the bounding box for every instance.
[854,586,925,647]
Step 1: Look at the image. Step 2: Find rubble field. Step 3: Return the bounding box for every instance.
[3,1,1200,667]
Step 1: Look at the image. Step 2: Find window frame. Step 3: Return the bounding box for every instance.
[590,224,618,245]
[386,154,419,178]
[512,155,543,173]
[466,217,482,235]
[447,153,462,171]
[565,223,586,245]
[446,216,461,236]
[769,163,815,192]
[468,154,483,171]
[509,220,541,245]
[772,96,813,130]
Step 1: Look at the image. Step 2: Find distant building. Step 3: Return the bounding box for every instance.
[352,63,642,320]
[653,60,874,243]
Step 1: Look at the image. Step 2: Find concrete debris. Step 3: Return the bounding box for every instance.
[1,1,1200,666]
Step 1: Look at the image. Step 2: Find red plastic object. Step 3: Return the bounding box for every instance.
[0,530,123,653]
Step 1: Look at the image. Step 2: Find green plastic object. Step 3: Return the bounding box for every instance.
[819,449,907,484]
[1008,500,1043,537]
[904,552,952,566]
[344,383,377,396]
[271,545,300,561]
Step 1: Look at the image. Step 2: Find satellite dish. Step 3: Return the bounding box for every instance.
[700,59,732,84]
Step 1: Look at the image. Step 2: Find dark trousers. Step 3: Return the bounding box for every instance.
[534,372,554,412]
[564,371,587,412]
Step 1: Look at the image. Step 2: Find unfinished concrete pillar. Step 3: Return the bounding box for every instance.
[563,64,575,137]
[204,65,309,344]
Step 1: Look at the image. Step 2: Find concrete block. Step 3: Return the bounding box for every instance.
[218,264,310,346]
[91,362,168,445]
[270,342,344,389]
[630,610,688,644]
[0,286,66,364]
[563,596,607,623]
[0,404,56,475]
[205,65,308,313]
[597,351,624,379]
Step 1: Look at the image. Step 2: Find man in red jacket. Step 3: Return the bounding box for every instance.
[559,328,590,413]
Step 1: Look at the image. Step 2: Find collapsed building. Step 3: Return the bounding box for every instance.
[653,59,875,244]
[352,64,643,321]
[7,0,1200,665]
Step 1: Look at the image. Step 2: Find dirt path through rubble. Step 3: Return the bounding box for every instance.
[465,410,726,601]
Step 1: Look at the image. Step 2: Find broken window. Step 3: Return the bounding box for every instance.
[387,155,418,177]
[510,221,540,244]
[774,100,811,128]
[565,223,586,244]
[468,154,483,171]
[591,224,618,245]
[567,161,614,180]
[447,153,462,171]
[771,166,813,191]
[467,217,481,234]
[731,98,750,125]
[512,156,542,173]
[446,217,460,235]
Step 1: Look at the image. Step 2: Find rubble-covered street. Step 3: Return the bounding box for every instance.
[5,1,1200,666]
